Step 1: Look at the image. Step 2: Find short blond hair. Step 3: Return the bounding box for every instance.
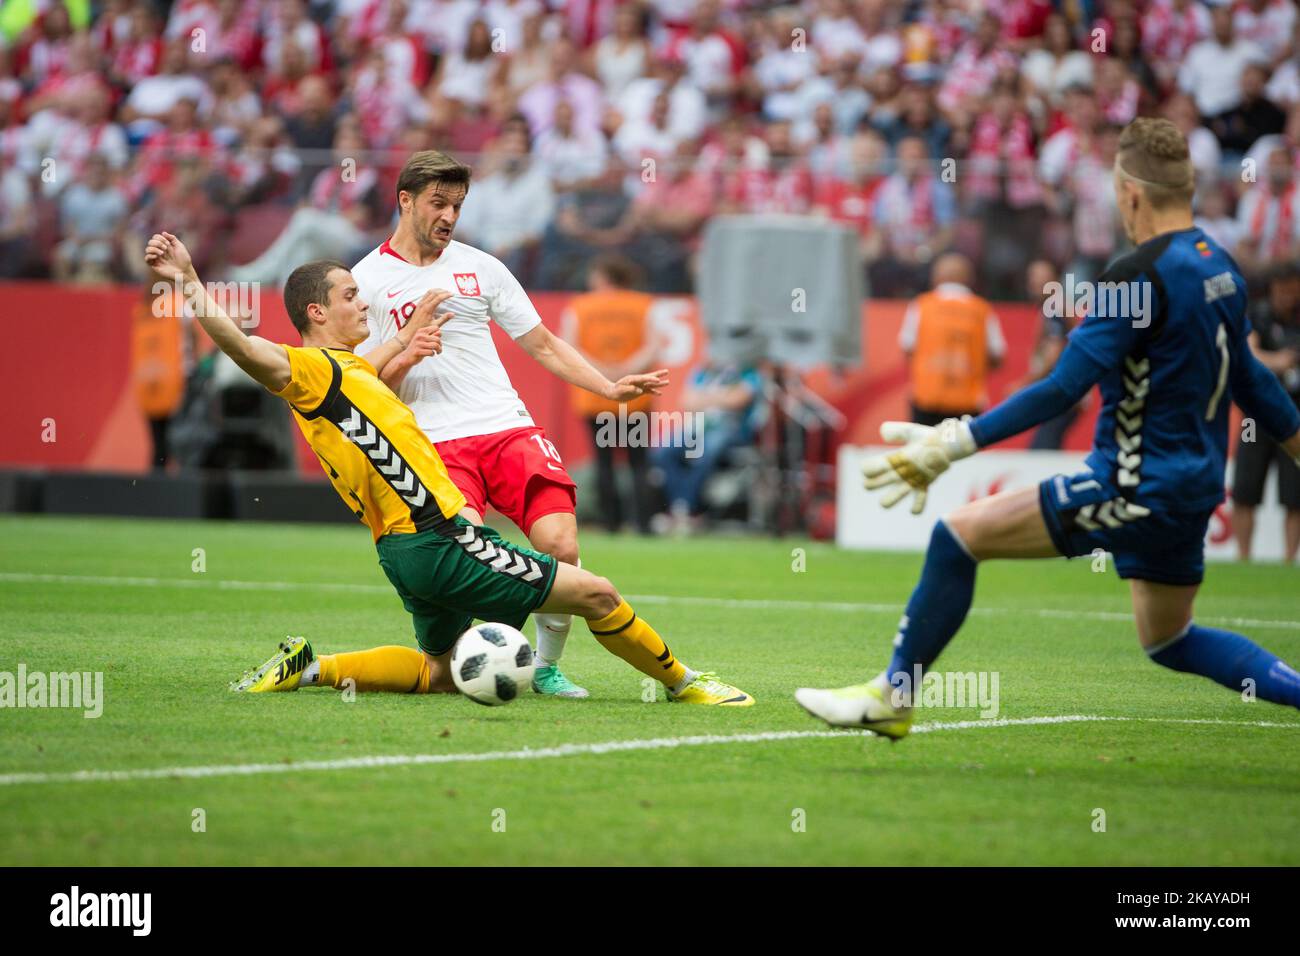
[1115,117,1195,209]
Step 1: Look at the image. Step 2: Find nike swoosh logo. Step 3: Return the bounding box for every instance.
[387,289,406,298]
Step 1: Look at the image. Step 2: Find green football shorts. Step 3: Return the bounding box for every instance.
[375,515,559,656]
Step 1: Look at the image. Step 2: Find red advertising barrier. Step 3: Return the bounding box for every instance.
[1,282,1097,476]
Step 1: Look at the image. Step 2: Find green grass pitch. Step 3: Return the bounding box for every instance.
[1,513,1298,866]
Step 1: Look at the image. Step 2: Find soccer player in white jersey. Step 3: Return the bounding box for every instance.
[354,150,666,699]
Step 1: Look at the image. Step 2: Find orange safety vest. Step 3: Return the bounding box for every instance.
[568,289,655,418]
[907,289,994,414]
[131,289,186,420]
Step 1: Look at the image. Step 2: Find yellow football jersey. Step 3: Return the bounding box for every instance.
[273,346,466,540]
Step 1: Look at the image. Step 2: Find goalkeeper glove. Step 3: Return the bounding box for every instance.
[862,418,978,514]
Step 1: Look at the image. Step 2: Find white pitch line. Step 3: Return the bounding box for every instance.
[2,571,1298,631]
[0,715,1295,789]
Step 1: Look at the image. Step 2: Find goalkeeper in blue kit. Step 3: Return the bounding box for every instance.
[797,118,1300,740]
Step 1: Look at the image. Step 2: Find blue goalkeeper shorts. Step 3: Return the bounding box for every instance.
[1037,471,1213,586]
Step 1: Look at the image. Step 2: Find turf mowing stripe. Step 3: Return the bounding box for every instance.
[2,571,1298,631]
[0,715,1295,788]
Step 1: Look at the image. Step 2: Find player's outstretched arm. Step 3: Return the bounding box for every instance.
[1228,336,1300,464]
[863,338,1109,513]
[143,232,291,392]
[515,323,668,401]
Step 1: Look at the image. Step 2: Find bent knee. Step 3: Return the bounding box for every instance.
[937,508,980,556]
[583,574,620,619]
[533,531,579,565]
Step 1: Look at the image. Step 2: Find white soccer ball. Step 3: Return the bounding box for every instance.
[451,623,536,705]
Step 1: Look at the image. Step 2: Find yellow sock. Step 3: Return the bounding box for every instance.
[317,646,432,694]
[587,600,686,688]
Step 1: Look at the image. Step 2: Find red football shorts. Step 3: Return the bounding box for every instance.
[434,425,577,535]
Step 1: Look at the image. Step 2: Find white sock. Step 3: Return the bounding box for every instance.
[534,557,578,665]
[871,670,909,709]
[300,659,321,686]
[670,667,699,695]
[534,613,572,665]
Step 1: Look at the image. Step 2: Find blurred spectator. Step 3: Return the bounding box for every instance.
[52,154,128,283]
[518,35,604,139]
[1163,92,1223,183]
[433,17,504,112]
[651,357,764,533]
[229,119,384,284]
[1234,0,1298,65]
[119,37,210,142]
[899,253,1005,427]
[1021,12,1094,105]
[719,119,811,215]
[129,96,224,206]
[612,88,680,166]
[1266,19,1300,106]
[1195,179,1243,252]
[813,128,887,264]
[590,2,650,99]
[1235,145,1300,278]
[607,138,715,292]
[455,119,553,283]
[1039,84,1101,187]
[1109,12,1161,102]
[1178,6,1267,119]
[872,81,952,159]
[536,99,608,191]
[967,80,1045,298]
[937,12,1018,121]
[795,52,872,138]
[1095,55,1141,127]
[1206,62,1286,157]
[1143,0,1211,93]
[868,135,956,296]
[666,0,743,113]
[1062,122,1123,285]
[538,158,633,290]
[561,254,660,534]
[0,153,34,277]
[750,6,818,123]
[227,115,301,206]
[208,57,263,147]
[1018,259,1082,450]
[284,75,338,195]
[617,52,707,142]
[1231,262,1300,563]
[504,11,553,96]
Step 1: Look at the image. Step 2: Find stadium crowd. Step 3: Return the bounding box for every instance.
[0,0,1299,298]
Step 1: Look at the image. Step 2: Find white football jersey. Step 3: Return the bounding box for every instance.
[353,238,541,443]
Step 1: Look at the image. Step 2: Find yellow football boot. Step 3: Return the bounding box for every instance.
[230,637,314,693]
[666,672,754,706]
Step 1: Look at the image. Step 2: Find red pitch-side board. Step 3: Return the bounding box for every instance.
[0,282,1106,477]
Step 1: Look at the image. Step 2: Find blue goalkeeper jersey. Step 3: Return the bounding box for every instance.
[972,226,1300,513]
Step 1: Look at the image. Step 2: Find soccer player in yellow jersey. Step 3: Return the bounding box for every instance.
[143,231,752,705]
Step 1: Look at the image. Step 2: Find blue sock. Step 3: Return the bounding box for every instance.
[885,521,977,694]
[1148,624,1300,708]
